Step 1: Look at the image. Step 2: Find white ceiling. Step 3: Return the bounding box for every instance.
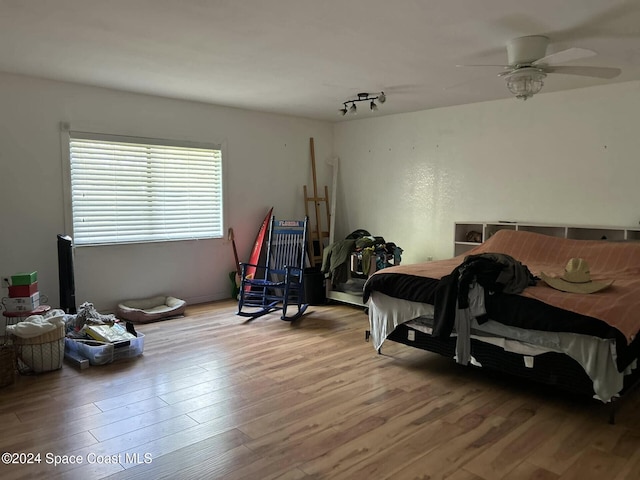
[1,0,639,122]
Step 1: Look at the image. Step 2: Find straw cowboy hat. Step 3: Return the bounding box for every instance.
[540,258,613,294]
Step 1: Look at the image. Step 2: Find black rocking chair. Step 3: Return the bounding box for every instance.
[237,216,309,321]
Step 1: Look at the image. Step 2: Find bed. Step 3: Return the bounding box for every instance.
[363,229,640,420]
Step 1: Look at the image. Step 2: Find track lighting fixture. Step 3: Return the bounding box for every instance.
[339,92,386,116]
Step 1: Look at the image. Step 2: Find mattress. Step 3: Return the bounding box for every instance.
[368,291,637,402]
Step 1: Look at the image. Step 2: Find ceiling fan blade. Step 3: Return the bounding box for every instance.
[545,65,622,79]
[532,47,596,66]
[456,64,510,68]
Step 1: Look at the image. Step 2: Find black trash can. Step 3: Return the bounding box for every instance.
[303,267,326,305]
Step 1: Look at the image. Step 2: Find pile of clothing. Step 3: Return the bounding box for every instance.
[321,229,402,287]
[6,309,66,339]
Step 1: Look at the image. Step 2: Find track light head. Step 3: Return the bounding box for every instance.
[339,107,348,115]
[349,103,357,114]
[370,100,378,111]
[378,92,386,103]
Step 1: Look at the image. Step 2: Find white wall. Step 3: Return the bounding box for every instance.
[333,81,640,264]
[3,73,639,312]
[0,73,333,311]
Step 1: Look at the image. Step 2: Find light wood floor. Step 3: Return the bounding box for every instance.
[1,300,640,479]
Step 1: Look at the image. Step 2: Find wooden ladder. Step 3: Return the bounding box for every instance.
[304,137,331,267]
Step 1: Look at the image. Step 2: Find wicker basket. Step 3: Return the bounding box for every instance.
[0,345,16,387]
[12,325,65,374]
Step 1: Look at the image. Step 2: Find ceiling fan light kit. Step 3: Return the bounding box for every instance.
[458,35,621,101]
[340,92,386,116]
[504,69,546,100]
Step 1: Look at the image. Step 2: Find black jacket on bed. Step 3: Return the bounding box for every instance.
[432,253,536,338]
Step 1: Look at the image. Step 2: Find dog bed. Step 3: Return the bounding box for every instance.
[116,295,186,323]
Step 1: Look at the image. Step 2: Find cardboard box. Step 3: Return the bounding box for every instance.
[11,272,38,286]
[3,292,40,312]
[8,282,38,298]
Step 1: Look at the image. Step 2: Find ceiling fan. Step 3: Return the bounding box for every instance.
[459,35,622,100]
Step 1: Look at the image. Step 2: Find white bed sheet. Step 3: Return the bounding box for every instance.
[368,291,636,402]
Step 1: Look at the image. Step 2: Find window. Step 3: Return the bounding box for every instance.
[68,131,223,246]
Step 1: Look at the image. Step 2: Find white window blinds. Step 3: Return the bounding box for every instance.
[69,132,223,245]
